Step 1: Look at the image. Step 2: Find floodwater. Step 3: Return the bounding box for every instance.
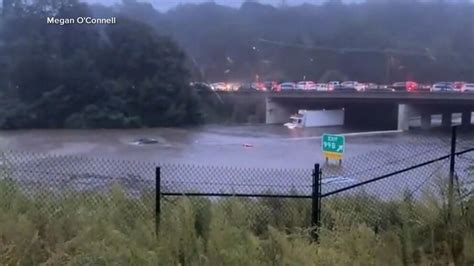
[0,124,472,199]
[0,125,439,168]
[0,124,470,168]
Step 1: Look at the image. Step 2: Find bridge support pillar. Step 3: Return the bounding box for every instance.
[461,111,472,128]
[265,98,293,124]
[442,113,452,127]
[420,114,431,130]
[398,104,417,131]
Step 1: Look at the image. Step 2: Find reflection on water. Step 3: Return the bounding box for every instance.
[0,125,469,168]
[1,125,472,201]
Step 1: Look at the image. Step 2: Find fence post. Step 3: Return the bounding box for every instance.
[155,167,161,237]
[448,126,457,223]
[311,163,321,241]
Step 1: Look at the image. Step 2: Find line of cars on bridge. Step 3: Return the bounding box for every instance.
[193,80,474,93]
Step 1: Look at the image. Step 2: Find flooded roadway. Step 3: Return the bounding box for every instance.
[0,124,459,168]
[0,124,472,200]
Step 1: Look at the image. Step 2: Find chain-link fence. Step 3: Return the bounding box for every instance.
[319,127,474,249]
[0,127,473,238]
[159,164,315,233]
[0,150,156,198]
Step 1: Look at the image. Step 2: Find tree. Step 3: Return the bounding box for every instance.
[0,0,202,129]
[119,0,474,83]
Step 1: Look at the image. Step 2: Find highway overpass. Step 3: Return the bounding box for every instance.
[214,91,474,130]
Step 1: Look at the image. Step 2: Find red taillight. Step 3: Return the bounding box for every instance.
[406,82,417,91]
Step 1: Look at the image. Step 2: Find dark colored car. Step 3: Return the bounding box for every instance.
[334,81,360,92]
[390,81,418,92]
[251,82,267,91]
[190,82,213,93]
[238,83,258,92]
[453,81,465,90]
[264,81,280,92]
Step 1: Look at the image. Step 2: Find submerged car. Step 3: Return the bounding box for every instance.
[132,138,160,145]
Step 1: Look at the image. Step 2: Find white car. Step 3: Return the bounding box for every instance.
[461,83,474,92]
[210,82,227,91]
[296,81,317,90]
[315,83,329,91]
[365,83,378,90]
[355,83,366,92]
[227,82,241,91]
[279,82,296,90]
[431,82,456,92]
[337,81,364,92]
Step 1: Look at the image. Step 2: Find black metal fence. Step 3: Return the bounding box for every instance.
[0,126,473,238]
[159,126,473,240]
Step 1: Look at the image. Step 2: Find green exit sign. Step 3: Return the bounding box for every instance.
[322,134,345,155]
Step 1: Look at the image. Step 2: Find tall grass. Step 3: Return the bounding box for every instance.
[0,178,472,265]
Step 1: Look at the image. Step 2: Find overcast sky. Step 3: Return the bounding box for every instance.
[83,0,364,11]
[148,0,359,10]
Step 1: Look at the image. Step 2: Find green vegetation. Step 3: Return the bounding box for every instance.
[2,0,474,128]
[0,0,202,129]
[0,175,472,265]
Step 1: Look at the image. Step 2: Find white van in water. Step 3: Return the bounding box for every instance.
[284,109,345,129]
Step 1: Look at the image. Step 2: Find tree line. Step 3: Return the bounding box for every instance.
[119,0,474,84]
[0,0,202,129]
[1,0,474,129]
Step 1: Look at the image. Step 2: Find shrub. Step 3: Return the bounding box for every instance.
[0,179,472,265]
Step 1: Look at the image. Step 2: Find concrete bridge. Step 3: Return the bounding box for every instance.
[215,91,474,130]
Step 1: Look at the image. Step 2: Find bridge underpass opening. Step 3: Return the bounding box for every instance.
[266,98,400,131]
[265,99,346,126]
[226,91,474,130]
[265,95,474,131]
[398,106,474,130]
